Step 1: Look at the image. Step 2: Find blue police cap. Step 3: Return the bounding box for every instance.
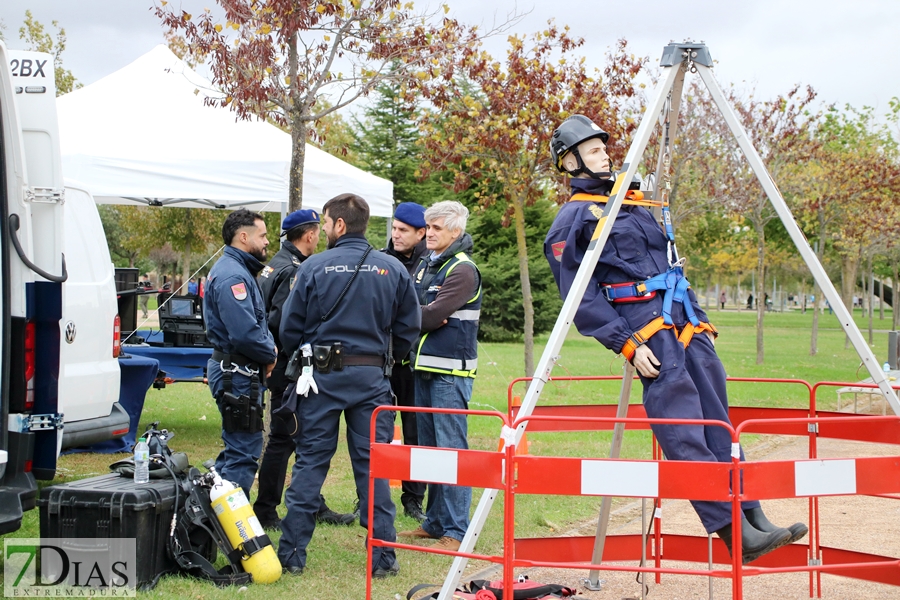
[393,202,426,229]
[281,209,320,235]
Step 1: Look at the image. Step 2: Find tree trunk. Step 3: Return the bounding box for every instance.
[810,211,826,356]
[287,31,306,212]
[867,253,873,345]
[512,196,535,377]
[879,270,885,321]
[755,223,766,364]
[894,260,900,330]
[181,235,192,296]
[840,247,861,349]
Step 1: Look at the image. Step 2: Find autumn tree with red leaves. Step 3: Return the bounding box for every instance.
[156,0,502,211]
[418,29,645,375]
[689,84,817,363]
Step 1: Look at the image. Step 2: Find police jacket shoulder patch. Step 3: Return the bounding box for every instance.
[231,282,248,300]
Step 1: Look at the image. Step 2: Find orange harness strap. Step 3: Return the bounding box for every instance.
[621,317,671,361]
[677,320,718,351]
[621,318,719,361]
[570,191,662,208]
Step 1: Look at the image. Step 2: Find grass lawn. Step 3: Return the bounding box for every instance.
[2,307,893,598]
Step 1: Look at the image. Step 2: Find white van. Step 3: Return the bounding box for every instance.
[58,183,127,449]
[0,45,128,533]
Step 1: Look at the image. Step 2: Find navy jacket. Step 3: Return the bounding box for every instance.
[259,241,308,352]
[204,245,276,365]
[258,240,308,391]
[280,234,421,363]
[544,181,709,354]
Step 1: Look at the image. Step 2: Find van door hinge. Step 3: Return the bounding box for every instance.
[8,412,65,433]
[25,186,65,204]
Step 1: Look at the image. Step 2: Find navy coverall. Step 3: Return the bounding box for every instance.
[276,233,421,572]
[204,245,276,498]
[543,178,759,534]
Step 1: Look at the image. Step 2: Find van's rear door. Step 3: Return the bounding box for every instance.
[7,48,66,481]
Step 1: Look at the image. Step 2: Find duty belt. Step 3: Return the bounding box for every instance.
[341,354,385,367]
[211,349,260,372]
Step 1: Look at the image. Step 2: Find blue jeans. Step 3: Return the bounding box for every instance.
[414,373,472,542]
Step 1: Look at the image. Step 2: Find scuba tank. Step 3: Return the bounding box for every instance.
[207,466,282,584]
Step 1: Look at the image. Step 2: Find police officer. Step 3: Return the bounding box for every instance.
[204,208,277,499]
[380,202,429,522]
[277,193,420,577]
[254,209,355,530]
[544,115,806,564]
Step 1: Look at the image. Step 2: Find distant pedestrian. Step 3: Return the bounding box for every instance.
[747,293,753,310]
[138,273,153,318]
[719,291,727,310]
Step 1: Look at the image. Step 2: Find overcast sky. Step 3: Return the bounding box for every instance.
[1,0,898,117]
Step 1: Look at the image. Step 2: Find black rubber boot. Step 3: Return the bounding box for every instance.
[744,506,808,545]
[716,516,792,564]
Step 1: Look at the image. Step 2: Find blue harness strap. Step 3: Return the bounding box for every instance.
[604,266,700,327]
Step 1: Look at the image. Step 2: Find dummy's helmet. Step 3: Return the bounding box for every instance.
[550,115,610,173]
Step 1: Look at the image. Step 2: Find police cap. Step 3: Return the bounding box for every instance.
[281,209,320,235]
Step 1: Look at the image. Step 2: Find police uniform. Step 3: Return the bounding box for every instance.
[381,232,429,516]
[276,233,420,574]
[254,237,313,524]
[204,245,276,499]
[543,177,759,534]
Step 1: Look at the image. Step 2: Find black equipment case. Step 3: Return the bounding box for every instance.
[38,473,180,590]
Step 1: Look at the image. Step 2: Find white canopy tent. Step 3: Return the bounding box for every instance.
[57,45,393,217]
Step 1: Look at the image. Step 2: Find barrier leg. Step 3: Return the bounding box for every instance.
[584,362,635,590]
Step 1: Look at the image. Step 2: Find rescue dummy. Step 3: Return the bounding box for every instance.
[543,114,807,564]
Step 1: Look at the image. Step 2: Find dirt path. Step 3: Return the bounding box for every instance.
[476,431,900,599]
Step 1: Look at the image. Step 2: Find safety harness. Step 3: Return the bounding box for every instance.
[569,190,718,361]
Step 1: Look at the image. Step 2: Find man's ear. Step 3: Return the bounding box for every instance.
[562,152,578,173]
[416,228,426,241]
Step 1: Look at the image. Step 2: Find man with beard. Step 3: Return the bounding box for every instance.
[277,194,420,577]
[380,202,428,522]
[254,208,355,529]
[204,208,277,499]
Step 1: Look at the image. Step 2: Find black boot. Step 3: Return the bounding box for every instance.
[744,506,808,545]
[716,517,792,564]
[402,498,426,522]
[315,494,355,526]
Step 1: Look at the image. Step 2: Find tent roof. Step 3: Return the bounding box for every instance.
[57,45,393,216]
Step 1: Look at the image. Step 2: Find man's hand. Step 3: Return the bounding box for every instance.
[705,331,716,347]
[632,344,661,378]
[265,346,278,377]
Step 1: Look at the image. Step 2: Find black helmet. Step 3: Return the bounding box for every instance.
[550,115,609,173]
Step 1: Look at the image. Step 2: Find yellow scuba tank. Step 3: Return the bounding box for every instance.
[208,472,282,584]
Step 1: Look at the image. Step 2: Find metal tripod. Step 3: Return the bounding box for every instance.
[432,41,900,600]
